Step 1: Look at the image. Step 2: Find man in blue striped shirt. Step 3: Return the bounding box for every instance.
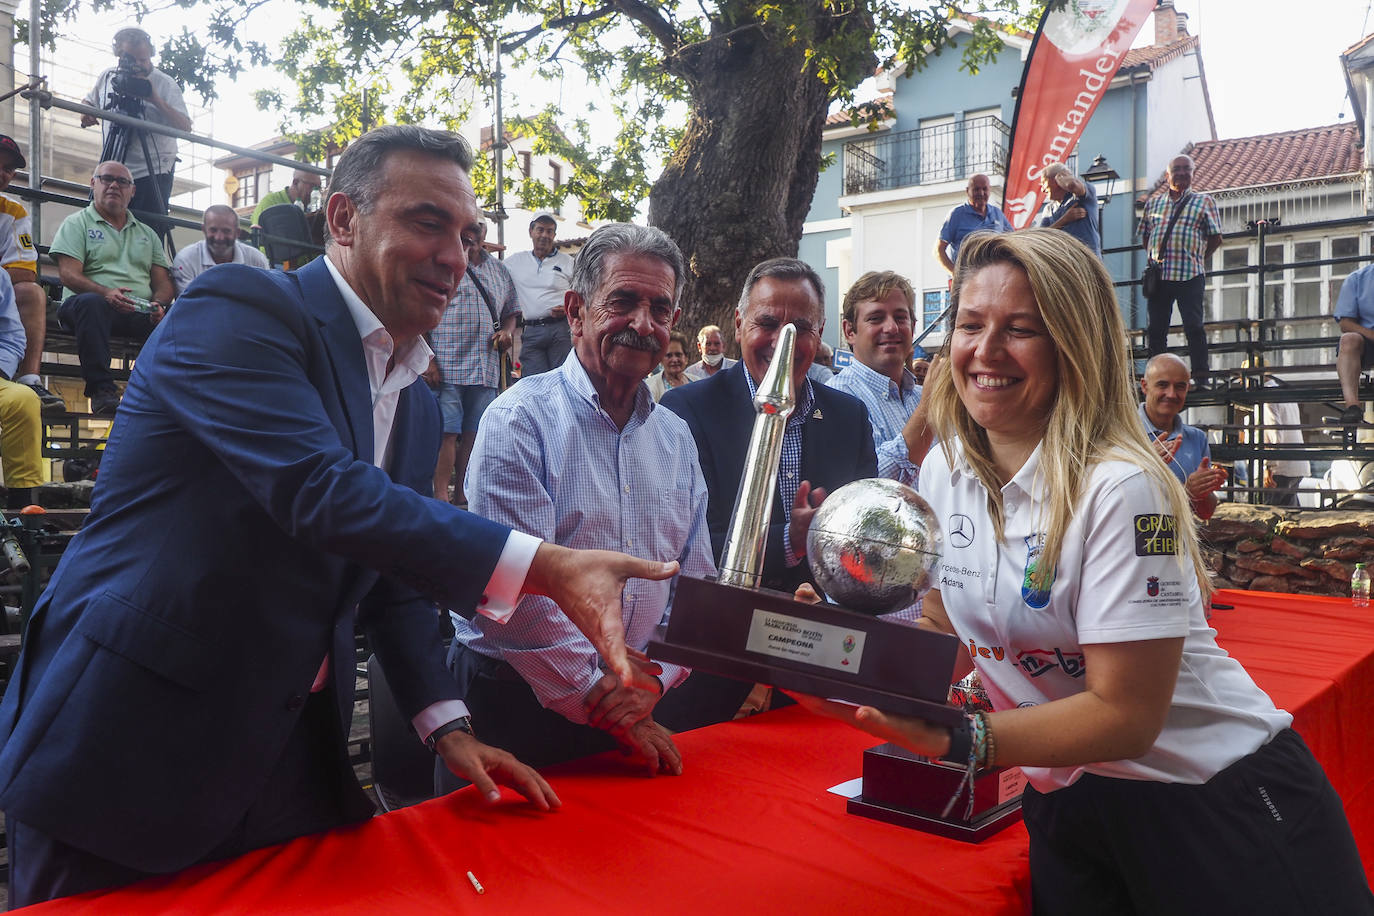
[441,224,714,785]
[827,271,931,486]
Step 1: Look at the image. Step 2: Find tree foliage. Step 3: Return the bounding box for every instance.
[33,0,1045,340]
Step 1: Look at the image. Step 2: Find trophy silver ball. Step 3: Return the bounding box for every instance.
[806,478,943,615]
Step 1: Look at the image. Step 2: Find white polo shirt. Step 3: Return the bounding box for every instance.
[505,249,573,321]
[920,439,1290,792]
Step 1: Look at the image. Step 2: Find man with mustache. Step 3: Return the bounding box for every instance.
[170,204,269,296]
[656,258,876,731]
[441,223,713,781]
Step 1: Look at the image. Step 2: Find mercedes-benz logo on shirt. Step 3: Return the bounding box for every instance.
[948,514,975,549]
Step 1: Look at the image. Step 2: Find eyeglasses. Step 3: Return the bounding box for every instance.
[94,174,134,187]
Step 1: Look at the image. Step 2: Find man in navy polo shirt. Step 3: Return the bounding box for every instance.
[935,173,1012,275]
[1139,353,1226,518]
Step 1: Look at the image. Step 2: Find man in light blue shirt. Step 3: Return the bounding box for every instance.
[936,173,1012,274]
[1139,353,1226,519]
[827,270,930,486]
[1335,261,1374,424]
[442,224,714,787]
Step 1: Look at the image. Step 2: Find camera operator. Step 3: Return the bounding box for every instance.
[80,27,190,230]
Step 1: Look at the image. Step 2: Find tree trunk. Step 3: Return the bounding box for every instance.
[648,10,874,357]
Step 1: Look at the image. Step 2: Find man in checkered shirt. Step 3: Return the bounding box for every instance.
[1140,154,1223,388]
[439,223,713,783]
[425,221,519,504]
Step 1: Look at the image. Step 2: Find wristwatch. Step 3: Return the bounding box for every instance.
[424,716,475,753]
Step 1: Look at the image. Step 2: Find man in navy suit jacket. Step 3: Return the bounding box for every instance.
[0,126,674,907]
[656,258,877,730]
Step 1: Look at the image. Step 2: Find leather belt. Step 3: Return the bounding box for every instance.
[524,316,562,327]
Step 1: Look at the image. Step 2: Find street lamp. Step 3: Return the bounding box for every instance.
[1082,153,1120,225]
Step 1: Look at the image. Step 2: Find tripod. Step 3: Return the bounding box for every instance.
[98,90,173,249]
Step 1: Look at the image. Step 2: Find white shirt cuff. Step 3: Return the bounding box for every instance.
[476,530,541,624]
[412,699,472,744]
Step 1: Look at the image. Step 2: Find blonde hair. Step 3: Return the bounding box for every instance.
[923,228,1210,595]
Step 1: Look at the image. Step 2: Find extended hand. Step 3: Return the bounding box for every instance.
[1186,457,1227,501]
[585,669,661,736]
[617,717,683,776]
[524,543,676,693]
[148,303,166,326]
[435,729,561,810]
[788,480,827,559]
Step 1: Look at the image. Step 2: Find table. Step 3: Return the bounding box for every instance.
[20,589,1374,913]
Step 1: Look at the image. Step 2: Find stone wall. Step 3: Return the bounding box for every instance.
[1202,504,1374,597]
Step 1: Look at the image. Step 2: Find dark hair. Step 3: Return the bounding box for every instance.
[666,331,689,353]
[328,126,473,216]
[571,223,686,305]
[736,257,825,318]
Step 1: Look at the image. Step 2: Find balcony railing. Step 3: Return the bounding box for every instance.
[843,115,1010,196]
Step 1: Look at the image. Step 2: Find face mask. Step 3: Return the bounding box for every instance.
[703,352,724,367]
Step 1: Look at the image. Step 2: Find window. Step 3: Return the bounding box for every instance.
[1329,236,1360,307]
[549,162,562,188]
[1291,240,1322,318]
[232,166,271,209]
[518,151,531,178]
[1214,246,1250,322]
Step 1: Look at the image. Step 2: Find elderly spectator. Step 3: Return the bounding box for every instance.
[828,270,931,486]
[657,258,877,731]
[81,27,190,234]
[1039,162,1100,256]
[440,223,712,784]
[648,331,691,402]
[171,205,269,295]
[1139,353,1226,519]
[936,173,1012,275]
[1140,154,1223,389]
[1334,261,1374,425]
[685,323,736,380]
[506,214,573,377]
[0,135,62,413]
[52,161,173,416]
[427,221,519,504]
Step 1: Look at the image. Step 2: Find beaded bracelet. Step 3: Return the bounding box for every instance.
[976,710,997,768]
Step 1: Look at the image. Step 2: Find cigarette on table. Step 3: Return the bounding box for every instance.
[467,870,485,895]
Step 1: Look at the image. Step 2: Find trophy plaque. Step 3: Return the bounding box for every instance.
[647,323,963,726]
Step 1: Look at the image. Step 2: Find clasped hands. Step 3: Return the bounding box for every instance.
[584,650,682,777]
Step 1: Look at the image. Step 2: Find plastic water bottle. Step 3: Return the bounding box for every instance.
[1353,563,1370,608]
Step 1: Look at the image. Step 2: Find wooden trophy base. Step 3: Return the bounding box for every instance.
[648,575,964,725]
[847,742,1027,843]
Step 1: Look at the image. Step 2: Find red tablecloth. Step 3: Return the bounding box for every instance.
[19,588,1374,913]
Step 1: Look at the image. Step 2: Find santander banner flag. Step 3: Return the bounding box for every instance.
[1001,0,1155,229]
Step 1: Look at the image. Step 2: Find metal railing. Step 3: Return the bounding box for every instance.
[842,116,1010,196]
